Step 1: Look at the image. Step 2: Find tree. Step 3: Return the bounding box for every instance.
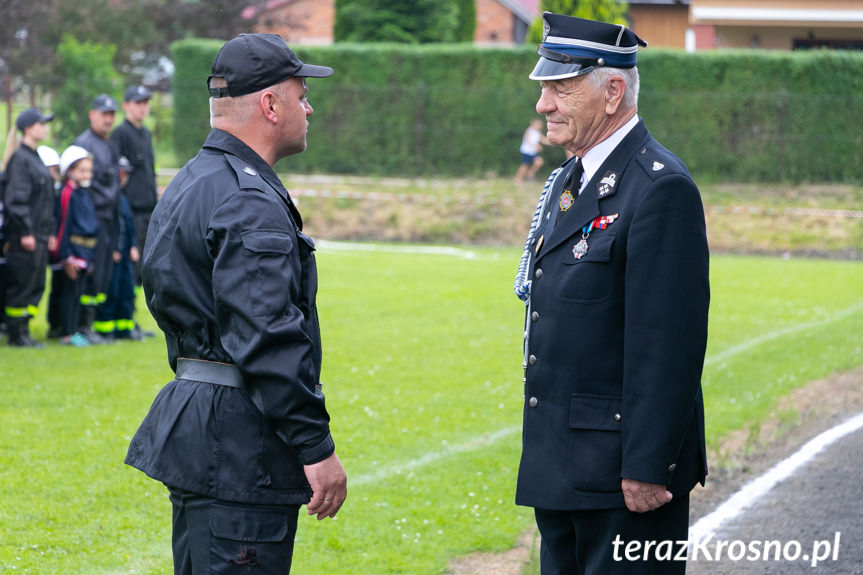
[528,0,629,44]
[454,0,476,43]
[53,35,121,143]
[335,0,460,43]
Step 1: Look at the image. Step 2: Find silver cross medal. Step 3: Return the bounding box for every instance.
[573,235,589,259]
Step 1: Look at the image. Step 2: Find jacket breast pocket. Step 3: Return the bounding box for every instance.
[568,393,622,493]
[557,233,615,303]
[241,229,295,317]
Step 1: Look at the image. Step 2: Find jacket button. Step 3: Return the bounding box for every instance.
[668,463,677,472]
[529,397,538,408]
[531,311,539,322]
[528,354,537,365]
[534,268,543,279]
[613,413,622,422]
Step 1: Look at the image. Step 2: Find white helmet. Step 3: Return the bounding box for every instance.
[59,145,92,176]
[37,145,60,167]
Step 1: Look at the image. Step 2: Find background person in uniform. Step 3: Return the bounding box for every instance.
[513,13,710,574]
[52,145,99,347]
[75,93,121,343]
[514,118,547,184]
[2,108,57,348]
[125,33,347,574]
[111,85,156,289]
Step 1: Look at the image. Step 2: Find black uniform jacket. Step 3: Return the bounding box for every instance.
[2,144,55,241]
[75,129,120,221]
[125,129,333,505]
[516,120,710,511]
[110,120,157,213]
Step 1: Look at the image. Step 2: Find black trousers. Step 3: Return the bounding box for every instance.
[55,270,85,337]
[4,238,48,315]
[169,487,300,575]
[534,495,690,575]
[83,218,116,301]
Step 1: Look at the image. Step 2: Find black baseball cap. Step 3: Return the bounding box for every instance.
[91,94,118,112]
[16,108,54,132]
[124,85,152,102]
[208,33,333,98]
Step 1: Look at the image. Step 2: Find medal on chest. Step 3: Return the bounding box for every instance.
[559,190,574,212]
[572,214,619,260]
[572,237,589,259]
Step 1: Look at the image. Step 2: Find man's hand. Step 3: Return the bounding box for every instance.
[621,478,672,513]
[20,235,36,252]
[304,453,347,520]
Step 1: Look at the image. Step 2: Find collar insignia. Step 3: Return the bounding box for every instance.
[597,171,618,197]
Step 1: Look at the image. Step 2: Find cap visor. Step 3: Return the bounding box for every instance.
[296,63,333,78]
[42,114,55,123]
[528,57,590,81]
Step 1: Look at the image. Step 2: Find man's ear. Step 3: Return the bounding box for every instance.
[605,76,626,115]
[260,91,279,123]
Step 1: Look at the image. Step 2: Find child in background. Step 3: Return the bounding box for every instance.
[92,157,139,340]
[52,146,99,346]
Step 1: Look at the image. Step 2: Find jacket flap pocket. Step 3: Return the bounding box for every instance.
[296,230,316,252]
[241,230,294,255]
[210,504,289,542]
[569,394,622,431]
[563,233,615,264]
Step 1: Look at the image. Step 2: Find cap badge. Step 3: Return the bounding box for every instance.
[597,171,618,197]
[559,190,574,212]
[652,161,665,172]
[243,166,257,176]
[542,18,550,41]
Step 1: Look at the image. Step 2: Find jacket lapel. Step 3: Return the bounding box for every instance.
[538,120,651,259]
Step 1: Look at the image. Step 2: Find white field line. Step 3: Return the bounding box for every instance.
[689,411,863,542]
[351,425,522,487]
[705,300,863,366]
[317,239,479,259]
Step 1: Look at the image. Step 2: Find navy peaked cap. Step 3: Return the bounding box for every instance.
[530,12,647,81]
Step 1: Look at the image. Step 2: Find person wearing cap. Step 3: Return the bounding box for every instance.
[1,108,57,347]
[513,13,709,574]
[125,33,347,573]
[50,146,99,346]
[111,85,157,291]
[74,93,122,343]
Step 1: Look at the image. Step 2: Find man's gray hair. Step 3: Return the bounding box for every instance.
[589,66,640,109]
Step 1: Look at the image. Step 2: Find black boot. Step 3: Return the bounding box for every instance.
[79,305,108,345]
[7,318,44,349]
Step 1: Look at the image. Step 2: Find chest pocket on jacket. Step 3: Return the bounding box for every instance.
[295,231,317,314]
[557,233,616,303]
[241,229,294,317]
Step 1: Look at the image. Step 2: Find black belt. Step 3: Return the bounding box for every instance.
[175,357,243,389]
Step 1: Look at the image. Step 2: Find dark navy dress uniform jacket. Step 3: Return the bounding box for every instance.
[125,129,333,505]
[516,120,710,511]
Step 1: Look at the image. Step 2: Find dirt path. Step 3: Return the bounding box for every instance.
[447,364,863,575]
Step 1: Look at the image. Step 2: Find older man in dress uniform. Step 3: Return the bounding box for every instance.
[513,13,710,574]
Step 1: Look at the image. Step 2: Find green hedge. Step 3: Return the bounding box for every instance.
[171,40,863,182]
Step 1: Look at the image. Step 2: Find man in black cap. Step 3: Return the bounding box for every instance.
[513,13,710,574]
[111,85,156,290]
[2,108,56,347]
[125,33,346,574]
[75,93,122,343]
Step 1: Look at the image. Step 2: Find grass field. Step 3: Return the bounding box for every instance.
[1,246,862,574]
